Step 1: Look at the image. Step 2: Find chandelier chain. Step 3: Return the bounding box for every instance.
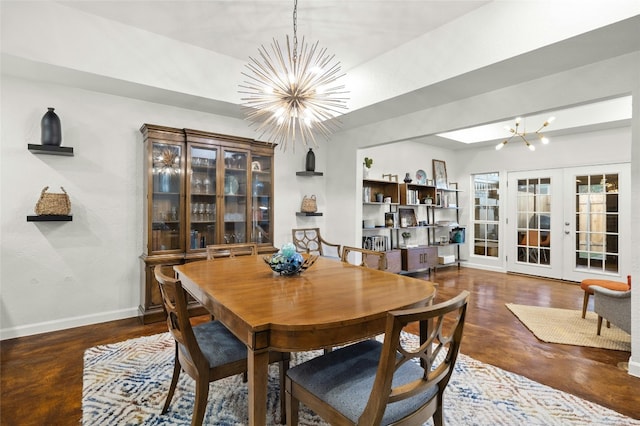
[292,0,298,63]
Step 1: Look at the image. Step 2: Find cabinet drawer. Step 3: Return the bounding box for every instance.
[401,246,437,271]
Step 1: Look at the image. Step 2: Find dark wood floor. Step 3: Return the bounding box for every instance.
[1,267,638,425]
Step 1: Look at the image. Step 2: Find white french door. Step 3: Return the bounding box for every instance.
[506,164,630,281]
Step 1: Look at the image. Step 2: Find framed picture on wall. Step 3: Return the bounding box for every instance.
[432,159,448,189]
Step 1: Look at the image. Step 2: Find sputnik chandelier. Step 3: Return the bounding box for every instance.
[239,0,348,151]
[495,116,555,151]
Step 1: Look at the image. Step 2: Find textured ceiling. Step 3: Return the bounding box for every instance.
[59,0,489,71]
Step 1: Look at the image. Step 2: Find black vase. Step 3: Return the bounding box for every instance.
[404,172,412,183]
[305,148,316,172]
[41,107,62,146]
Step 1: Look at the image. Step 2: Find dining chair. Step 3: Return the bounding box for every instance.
[291,228,342,258]
[285,291,470,426]
[206,242,257,259]
[153,265,290,425]
[519,230,550,264]
[341,246,387,270]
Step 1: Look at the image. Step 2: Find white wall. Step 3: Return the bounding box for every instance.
[0,75,322,339]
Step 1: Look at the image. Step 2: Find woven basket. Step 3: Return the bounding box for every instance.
[300,195,318,213]
[35,186,71,215]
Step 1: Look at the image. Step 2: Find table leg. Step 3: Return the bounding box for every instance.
[248,348,269,426]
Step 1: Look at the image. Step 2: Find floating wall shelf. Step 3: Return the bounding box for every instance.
[28,144,74,156]
[296,212,323,216]
[296,171,323,176]
[27,215,73,222]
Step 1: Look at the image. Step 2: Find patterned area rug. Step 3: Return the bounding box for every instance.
[82,332,639,425]
[506,303,631,351]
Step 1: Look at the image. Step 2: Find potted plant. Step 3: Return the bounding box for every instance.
[363,157,373,178]
[401,231,411,246]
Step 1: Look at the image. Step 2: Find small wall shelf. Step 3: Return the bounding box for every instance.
[296,171,323,176]
[27,215,73,222]
[28,144,74,156]
[296,212,323,216]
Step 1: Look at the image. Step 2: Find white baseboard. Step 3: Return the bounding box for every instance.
[628,355,640,378]
[460,262,506,273]
[0,307,139,340]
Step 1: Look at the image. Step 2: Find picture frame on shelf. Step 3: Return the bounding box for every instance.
[398,208,417,228]
[432,159,448,189]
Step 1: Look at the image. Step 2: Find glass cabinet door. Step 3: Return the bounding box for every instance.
[188,145,218,251]
[251,155,272,245]
[151,142,182,252]
[223,150,249,244]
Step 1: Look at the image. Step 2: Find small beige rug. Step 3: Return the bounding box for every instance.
[506,304,631,352]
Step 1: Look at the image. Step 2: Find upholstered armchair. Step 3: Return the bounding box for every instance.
[592,286,631,335]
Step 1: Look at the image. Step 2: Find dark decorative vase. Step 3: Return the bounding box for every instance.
[41,107,62,146]
[305,148,316,172]
[404,172,412,183]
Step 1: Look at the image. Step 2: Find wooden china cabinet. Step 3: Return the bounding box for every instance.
[139,124,276,323]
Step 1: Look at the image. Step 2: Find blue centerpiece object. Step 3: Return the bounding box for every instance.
[264,243,317,275]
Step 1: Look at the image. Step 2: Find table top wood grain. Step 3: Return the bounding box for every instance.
[174,255,436,425]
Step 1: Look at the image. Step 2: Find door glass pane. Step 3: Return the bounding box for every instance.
[472,172,499,258]
[151,142,181,252]
[574,173,619,273]
[223,150,248,244]
[251,155,272,244]
[189,146,217,250]
[516,177,551,266]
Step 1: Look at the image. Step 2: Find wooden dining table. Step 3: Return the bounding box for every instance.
[174,255,436,426]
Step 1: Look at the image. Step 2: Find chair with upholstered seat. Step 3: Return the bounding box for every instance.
[341,246,387,270]
[153,265,289,425]
[292,228,342,258]
[206,243,257,259]
[519,230,550,264]
[580,275,630,318]
[593,285,631,335]
[285,291,470,426]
